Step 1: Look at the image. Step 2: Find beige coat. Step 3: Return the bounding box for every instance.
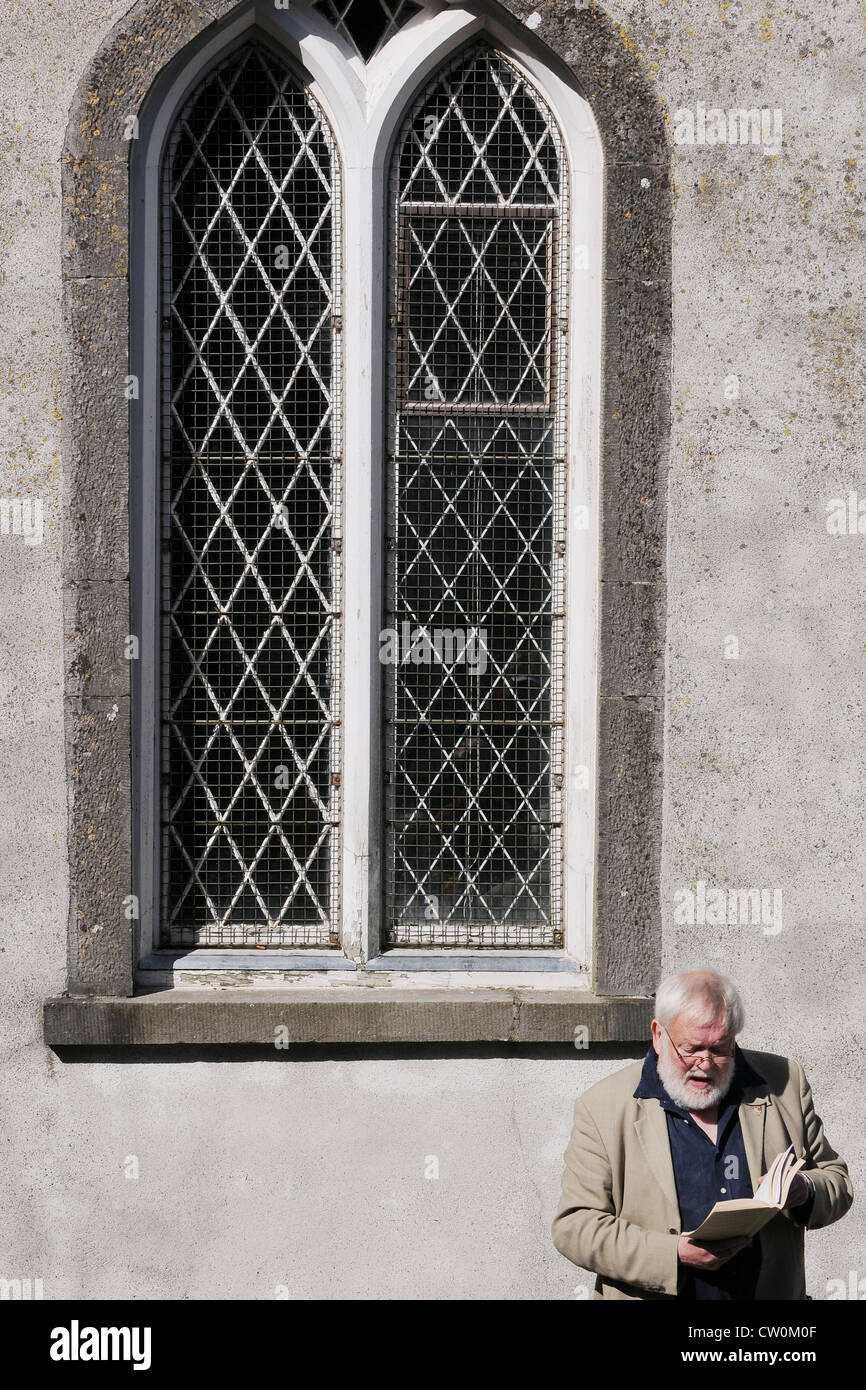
[552,1049,853,1300]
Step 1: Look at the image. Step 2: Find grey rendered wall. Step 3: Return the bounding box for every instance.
[0,0,862,1298]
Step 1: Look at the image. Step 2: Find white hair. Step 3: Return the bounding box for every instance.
[654,970,745,1035]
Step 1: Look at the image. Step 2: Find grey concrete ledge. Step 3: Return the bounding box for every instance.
[43,991,654,1046]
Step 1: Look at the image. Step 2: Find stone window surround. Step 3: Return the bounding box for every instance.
[45,0,670,1048]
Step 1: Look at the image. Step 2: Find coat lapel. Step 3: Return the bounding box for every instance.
[634,1099,680,1215]
[738,1090,770,1191]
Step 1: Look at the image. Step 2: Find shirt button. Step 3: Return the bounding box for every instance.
[669,1228,677,1235]
[720,1187,726,1193]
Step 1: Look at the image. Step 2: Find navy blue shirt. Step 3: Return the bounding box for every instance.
[633,1044,766,1300]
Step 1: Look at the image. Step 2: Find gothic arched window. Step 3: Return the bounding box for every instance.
[52,0,674,1043]
[124,1,605,974]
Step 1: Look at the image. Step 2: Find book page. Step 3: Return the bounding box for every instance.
[683,1201,781,1241]
[754,1144,794,1204]
[682,1149,804,1238]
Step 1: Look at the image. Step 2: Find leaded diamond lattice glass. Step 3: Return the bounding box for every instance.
[384,46,569,948]
[161,42,342,946]
[313,0,422,62]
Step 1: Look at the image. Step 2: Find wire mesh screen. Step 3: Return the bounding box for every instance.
[160,43,342,947]
[384,46,568,948]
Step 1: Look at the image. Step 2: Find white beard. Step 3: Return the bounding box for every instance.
[656,1045,734,1112]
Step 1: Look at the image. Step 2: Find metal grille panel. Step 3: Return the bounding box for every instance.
[160,43,342,946]
[385,47,568,948]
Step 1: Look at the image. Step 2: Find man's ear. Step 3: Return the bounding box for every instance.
[650,1019,663,1055]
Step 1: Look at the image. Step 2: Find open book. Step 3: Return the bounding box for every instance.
[682,1145,806,1240]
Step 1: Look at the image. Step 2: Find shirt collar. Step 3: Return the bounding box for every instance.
[633,1041,765,1114]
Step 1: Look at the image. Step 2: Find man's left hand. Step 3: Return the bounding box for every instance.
[782,1173,812,1210]
[757,1171,812,1209]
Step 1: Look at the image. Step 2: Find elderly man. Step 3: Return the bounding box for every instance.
[552,970,853,1299]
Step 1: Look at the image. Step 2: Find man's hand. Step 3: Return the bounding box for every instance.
[677,1235,752,1270]
[757,1170,812,1210]
[782,1173,812,1210]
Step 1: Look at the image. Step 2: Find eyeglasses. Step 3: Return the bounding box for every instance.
[659,1023,735,1068]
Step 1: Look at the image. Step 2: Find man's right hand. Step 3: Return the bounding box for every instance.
[677,1235,752,1270]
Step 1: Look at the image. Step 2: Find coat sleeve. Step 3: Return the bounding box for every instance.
[789,1060,854,1231]
[551,1096,680,1296]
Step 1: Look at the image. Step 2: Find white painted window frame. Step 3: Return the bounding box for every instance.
[133,0,602,984]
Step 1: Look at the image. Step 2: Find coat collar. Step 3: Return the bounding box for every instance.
[632,1044,770,1217]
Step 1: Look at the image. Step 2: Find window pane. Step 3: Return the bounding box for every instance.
[161,43,342,946]
[385,47,568,948]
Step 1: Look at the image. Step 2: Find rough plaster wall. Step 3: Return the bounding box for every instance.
[658,0,865,1292]
[0,0,862,1298]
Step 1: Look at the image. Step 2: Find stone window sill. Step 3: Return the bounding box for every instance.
[42,989,653,1046]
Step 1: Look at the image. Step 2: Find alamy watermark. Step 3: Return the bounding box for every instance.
[50,1322,151,1371]
[379,623,488,676]
[825,491,866,535]
[674,103,782,155]
[0,1277,44,1300]
[826,1270,866,1299]
[674,879,783,936]
[0,497,43,546]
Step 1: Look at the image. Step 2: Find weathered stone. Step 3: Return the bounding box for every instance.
[515,991,654,1044]
[64,0,235,164]
[61,152,129,281]
[42,990,654,1045]
[600,278,671,583]
[62,275,130,582]
[496,0,668,165]
[595,698,663,995]
[600,580,664,698]
[65,697,134,996]
[64,581,132,706]
[604,161,672,284]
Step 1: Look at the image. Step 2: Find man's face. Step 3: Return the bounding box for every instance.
[651,1010,736,1112]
